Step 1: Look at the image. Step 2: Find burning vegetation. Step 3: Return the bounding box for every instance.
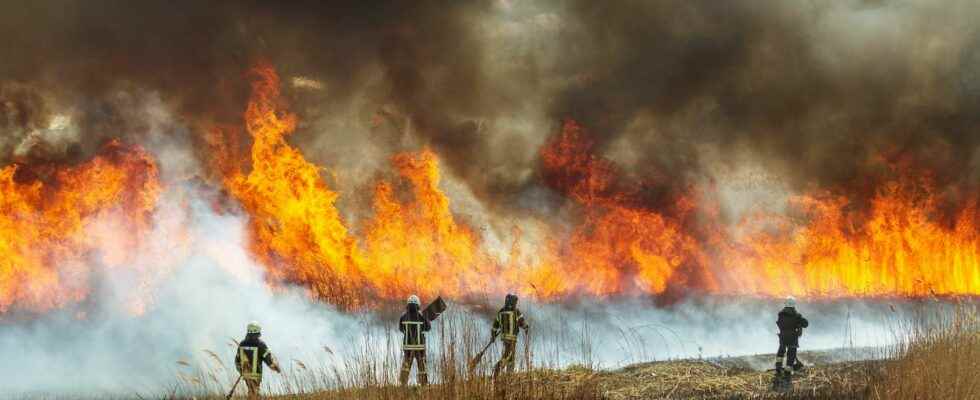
[1,2,980,399]
[1,64,976,314]
[0,1,978,316]
[0,141,159,313]
[201,66,980,309]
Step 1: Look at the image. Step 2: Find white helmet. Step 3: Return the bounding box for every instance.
[407,295,420,306]
[247,321,261,334]
[785,296,797,308]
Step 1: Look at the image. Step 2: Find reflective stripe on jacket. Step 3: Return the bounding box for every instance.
[235,335,276,380]
[493,308,526,342]
[399,310,430,351]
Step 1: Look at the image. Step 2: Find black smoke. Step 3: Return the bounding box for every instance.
[1,0,978,215]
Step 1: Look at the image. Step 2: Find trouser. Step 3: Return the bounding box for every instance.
[400,350,428,386]
[244,377,261,397]
[493,340,517,380]
[775,334,802,372]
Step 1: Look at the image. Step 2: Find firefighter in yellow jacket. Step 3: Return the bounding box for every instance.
[399,295,431,386]
[492,293,528,380]
[235,322,281,396]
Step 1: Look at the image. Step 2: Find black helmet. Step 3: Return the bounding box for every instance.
[504,293,518,308]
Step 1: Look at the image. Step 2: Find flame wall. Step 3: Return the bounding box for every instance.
[210,66,980,307]
[1,1,979,314]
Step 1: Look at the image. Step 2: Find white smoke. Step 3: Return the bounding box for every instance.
[0,176,909,398]
[513,297,902,371]
[0,93,928,399]
[0,185,367,398]
[0,183,918,398]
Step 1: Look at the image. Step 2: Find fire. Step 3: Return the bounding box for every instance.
[724,179,980,298]
[3,64,976,315]
[221,65,507,307]
[218,66,980,307]
[361,150,492,300]
[220,65,365,307]
[533,121,979,299]
[0,140,160,313]
[219,67,718,306]
[535,120,710,298]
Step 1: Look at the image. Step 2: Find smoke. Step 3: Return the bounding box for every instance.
[0,181,363,396]
[3,1,977,221]
[517,297,899,368]
[0,102,912,397]
[0,182,908,397]
[0,123,944,398]
[549,1,980,191]
[1,2,978,395]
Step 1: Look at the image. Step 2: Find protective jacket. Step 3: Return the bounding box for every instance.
[235,334,278,380]
[399,305,431,351]
[492,306,527,342]
[776,307,809,343]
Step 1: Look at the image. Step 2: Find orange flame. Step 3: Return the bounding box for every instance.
[723,179,980,297]
[534,120,712,298]
[7,64,974,315]
[0,141,160,313]
[220,65,364,307]
[219,70,720,306]
[362,150,493,300]
[217,65,979,307]
[221,65,508,307]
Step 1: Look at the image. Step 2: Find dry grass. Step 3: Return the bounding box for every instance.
[159,301,978,400]
[166,307,604,400]
[869,302,980,400]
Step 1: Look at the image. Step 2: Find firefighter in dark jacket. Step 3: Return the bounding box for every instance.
[775,297,809,376]
[399,294,431,386]
[235,321,281,396]
[492,293,528,380]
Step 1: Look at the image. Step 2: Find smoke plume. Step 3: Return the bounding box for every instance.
[1,1,979,396]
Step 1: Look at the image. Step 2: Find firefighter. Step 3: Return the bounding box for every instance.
[235,321,281,397]
[399,294,431,386]
[492,293,529,380]
[775,296,809,377]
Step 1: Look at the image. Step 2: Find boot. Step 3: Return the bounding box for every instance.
[770,373,785,392]
[792,361,806,372]
[783,370,794,388]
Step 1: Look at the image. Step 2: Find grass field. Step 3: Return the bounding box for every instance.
[867,302,980,400]
[155,302,979,400]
